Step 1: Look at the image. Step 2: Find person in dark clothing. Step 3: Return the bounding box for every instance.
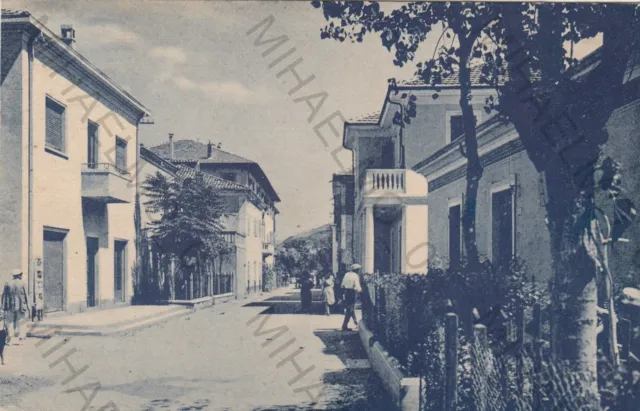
[341,264,362,331]
[299,272,314,313]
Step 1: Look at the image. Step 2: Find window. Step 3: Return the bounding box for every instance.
[87,121,99,167]
[221,173,236,182]
[45,97,66,153]
[450,115,464,141]
[449,204,462,266]
[446,112,479,144]
[492,188,515,268]
[115,137,127,173]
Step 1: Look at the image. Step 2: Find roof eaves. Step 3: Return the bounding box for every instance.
[3,13,151,118]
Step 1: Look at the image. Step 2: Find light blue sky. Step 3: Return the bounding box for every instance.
[7,0,600,240]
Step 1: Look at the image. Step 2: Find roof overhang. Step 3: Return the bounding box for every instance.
[2,14,151,120]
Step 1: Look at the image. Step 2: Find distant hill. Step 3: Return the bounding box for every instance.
[278,224,331,248]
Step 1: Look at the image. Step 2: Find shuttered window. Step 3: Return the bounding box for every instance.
[46,97,66,153]
[115,137,127,173]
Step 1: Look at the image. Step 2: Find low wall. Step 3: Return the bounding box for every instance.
[358,320,420,411]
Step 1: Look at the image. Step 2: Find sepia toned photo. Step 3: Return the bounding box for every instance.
[1,1,639,410]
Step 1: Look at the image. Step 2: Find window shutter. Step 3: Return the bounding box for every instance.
[46,98,65,152]
[115,138,127,172]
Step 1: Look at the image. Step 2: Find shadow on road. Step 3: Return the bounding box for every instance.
[251,369,394,411]
[243,290,360,316]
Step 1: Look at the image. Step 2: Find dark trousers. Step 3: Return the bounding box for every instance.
[341,302,357,329]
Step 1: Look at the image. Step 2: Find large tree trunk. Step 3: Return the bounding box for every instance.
[458,39,483,267]
[545,172,600,409]
[497,4,636,407]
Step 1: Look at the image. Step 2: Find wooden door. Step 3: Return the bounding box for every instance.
[43,230,66,312]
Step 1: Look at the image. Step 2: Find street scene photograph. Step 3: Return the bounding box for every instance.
[1,1,639,410]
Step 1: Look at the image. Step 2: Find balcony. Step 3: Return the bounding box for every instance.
[262,242,275,255]
[362,169,428,200]
[81,163,132,203]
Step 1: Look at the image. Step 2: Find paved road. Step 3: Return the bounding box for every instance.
[0,288,393,411]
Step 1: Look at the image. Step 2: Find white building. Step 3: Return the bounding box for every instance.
[149,138,279,297]
[0,11,151,313]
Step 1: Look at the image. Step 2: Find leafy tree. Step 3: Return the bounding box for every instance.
[314,1,498,266]
[313,1,639,405]
[142,171,226,298]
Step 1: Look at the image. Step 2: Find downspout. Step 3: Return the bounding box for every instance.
[386,96,405,169]
[27,30,39,312]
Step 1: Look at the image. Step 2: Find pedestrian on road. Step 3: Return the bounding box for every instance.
[341,264,362,331]
[1,269,29,345]
[299,271,314,313]
[322,273,335,316]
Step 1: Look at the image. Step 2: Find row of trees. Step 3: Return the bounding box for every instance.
[275,237,332,282]
[313,1,639,406]
[133,171,233,302]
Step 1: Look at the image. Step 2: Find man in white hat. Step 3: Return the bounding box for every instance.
[340,264,362,331]
[1,269,29,345]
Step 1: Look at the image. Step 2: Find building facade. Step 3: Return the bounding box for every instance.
[331,172,354,276]
[345,79,494,274]
[149,137,279,297]
[0,11,151,313]
[344,55,640,284]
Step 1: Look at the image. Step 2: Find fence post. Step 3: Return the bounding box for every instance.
[532,302,542,411]
[515,307,525,398]
[619,317,632,362]
[189,271,194,300]
[445,312,459,411]
[499,318,512,410]
[472,324,488,411]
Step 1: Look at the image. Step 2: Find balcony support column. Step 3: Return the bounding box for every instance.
[364,205,374,273]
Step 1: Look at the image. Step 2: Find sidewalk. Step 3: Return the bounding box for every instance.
[24,289,271,337]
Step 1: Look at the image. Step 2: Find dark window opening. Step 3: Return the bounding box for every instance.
[222,173,236,182]
[115,137,127,174]
[450,114,477,141]
[492,188,514,268]
[449,204,462,266]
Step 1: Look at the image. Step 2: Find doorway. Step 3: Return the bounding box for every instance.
[43,229,67,313]
[86,237,99,308]
[114,240,127,303]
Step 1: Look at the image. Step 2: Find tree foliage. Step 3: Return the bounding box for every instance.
[312,1,640,407]
[276,237,332,279]
[142,171,227,262]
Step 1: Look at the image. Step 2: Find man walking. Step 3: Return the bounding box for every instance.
[1,269,29,345]
[341,264,362,331]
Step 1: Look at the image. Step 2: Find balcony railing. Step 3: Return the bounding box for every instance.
[362,169,428,199]
[368,169,405,193]
[84,163,131,177]
[81,163,132,203]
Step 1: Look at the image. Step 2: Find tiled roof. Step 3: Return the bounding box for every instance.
[397,65,504,88]
[1,9,31,18]
[347,111,381,124]
[175,166,249,191]
[150,140,254,164]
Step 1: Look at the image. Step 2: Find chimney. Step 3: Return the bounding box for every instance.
[168,133,174,160]
[60,25,76,49]
[207,141,214,158]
